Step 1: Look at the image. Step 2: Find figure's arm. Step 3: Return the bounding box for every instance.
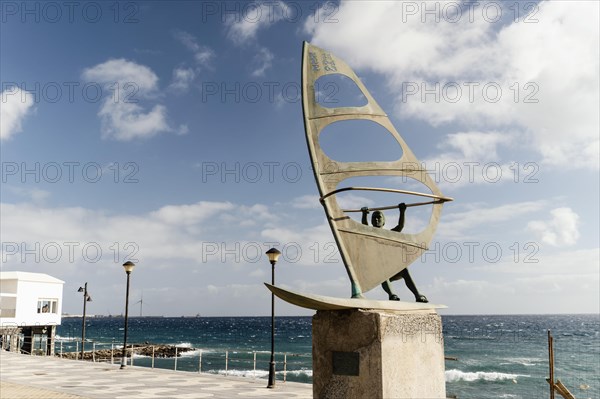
[361,207,369,225]
[392,203,406,232]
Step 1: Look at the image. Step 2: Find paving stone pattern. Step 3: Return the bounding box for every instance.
[0,351,311,399]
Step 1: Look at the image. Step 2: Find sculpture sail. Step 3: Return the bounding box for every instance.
[301,42,452,297]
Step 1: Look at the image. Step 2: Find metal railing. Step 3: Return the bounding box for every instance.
[54,339,312,383]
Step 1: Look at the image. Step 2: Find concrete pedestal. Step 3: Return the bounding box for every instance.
[312,309,446,399]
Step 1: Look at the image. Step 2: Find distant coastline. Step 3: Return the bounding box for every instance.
[62,314,165,318]
[61,312,600,318]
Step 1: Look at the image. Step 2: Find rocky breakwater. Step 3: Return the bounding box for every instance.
[59,344,195,361]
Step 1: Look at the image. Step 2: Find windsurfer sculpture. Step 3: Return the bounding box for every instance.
[361,203,429,303]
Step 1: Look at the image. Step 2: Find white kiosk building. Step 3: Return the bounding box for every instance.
[0,271,64,355]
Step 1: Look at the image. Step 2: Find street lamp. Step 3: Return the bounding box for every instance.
[265,248,281,389]
[120,261,135,369]
[77,283,92,360]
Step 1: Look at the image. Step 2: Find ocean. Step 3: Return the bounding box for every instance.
[56,314,599,399]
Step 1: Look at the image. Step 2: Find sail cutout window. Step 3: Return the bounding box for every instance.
[314,74,368,108]
[334,176,434,235]
[319,120,403,163]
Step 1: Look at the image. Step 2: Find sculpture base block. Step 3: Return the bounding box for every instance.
[312,309,446,399]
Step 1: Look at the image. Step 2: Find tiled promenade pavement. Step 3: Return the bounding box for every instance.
[0,351,312,399]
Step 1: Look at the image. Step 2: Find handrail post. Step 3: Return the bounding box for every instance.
[548,330,555,399]
[92,342,96,362]
[75,341,79,359]
[253,351,256,379]
[60,341,63,358]
[174,347,178,371]
[111,343,114,364]
[152,346,155,368]
[198,350,202,373]
[130,344,134,366]
[283,353,287,383]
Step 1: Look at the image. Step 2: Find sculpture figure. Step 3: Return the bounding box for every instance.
[361,204,428,303]
[299,41,452,301]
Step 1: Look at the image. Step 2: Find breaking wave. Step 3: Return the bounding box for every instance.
[445,369,528,382]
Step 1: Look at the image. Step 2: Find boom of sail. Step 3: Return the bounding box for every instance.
[301,42,453,297]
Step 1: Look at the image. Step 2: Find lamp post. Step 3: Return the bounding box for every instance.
[120,261,135,369]
[265,248,281,389]
[77,283,92,360]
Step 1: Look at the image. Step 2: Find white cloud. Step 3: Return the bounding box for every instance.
[249,268,266,278]
[150,201,235,226]
[478,247,598,276]
[97,101,170,141]
[240,203,277,221]
[336,193,375,210]
[527,207,580,246]
[284,277,349,299]
[0,200,348,315]
[176,124,189,135]
[290,195,320,209]
[4,186,50,204]
[0,200,299,271]
[439,200,547,240]
[82,59,177,141]
[0,201,263,272]
[225,0,291,44]
[260,223,340,266]
[306,0,600,169]
[1,87,35,141]
[2,198,593,315]
[442,131,512,160]
[173,31,215,68]
[170,31,214,95]
[429,272,599,314]
[251,47,274,77]
[422,131,518,189]
[169,67,196,92]
[82,59,159,92]
[274,92,287,109]
[431,247,599,313]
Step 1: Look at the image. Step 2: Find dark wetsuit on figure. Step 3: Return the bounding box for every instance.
[361,204,428,303]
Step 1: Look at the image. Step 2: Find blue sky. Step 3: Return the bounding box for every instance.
[1,0,598,316]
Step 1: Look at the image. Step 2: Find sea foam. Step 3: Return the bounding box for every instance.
[208,368,313,379]
[445,369,528,382]
[499,357,543,366]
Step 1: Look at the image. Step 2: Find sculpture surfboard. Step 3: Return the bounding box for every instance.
[265,284,446,312]
[301,42,453,298]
